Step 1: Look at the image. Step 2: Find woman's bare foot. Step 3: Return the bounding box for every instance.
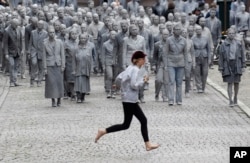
[95,129,106,143]
[145,142,160,151]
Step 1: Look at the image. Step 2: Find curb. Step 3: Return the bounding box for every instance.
[0,77,10,108]
[207,77,250,117]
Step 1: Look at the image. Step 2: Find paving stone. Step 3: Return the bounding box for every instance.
[0,73,249,163]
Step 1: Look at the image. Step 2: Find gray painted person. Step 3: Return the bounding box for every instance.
[101,31,117,98]
[235,5,250,33]
[122,24,147,103]
[29,20,48,87]
[113,20,129,76]
[43,26,65,107]
[4,19,23,87]
[72,33,94,103]
[182,28,195,97]
[164,23,187,106]
[206,8,222,65]
[219,28,246,107]
[153,29,169,102]
[192,25,211,93]
[64,28,78,100]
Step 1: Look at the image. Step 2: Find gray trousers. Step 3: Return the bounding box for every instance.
[168,67,184,103]
[30,57,44,82]
[210,44,217,67]
[104,65,115,92]
[0,41,2,69]
[17,52,26,75]
[185,62,192,93]
[20,52,26,75]
[8,56,19,84]
[195,56,208,91]
[155,66,169,99]
[94,39,103,73]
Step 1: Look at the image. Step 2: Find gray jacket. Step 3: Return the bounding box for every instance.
[139,28,153,57]
[29,29,48,59]
[153,40,167,70]
[192,36,211,60]
[123,35,146,67]
[25,24,36,52]
[127,1,139,16]
[72,44,94,77]
[235,12,250,32]
[102,40,115,67]
[3,25,22,57]
[219,39,246,77]
[113,31,129,66]
[165,36,187,67]
[206,17,222,45]
[43,38,65,69]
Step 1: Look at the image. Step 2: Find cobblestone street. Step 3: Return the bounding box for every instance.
[0,71,250,163]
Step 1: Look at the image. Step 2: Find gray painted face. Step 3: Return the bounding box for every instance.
[110,31,116,40]
[37,21,44,30]
[187,27,194,37]
[228,29,236,40]
[210,10,216,17]
[182,30,187,38]
[79,34,88,44]
[130,26,138,36]
[48,27,55,39]
[173,26,182,36]
[199,18,206,27]
[162,30,169,41]
[11,19,19,29]
[196,27,202,35]
[70,30,77,40]
[121,22,128,32]
[60,25,67,34]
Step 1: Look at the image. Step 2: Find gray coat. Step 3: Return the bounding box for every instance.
[153,40,166,70]
[235,12,250,32]
[64,39,78,82]
[192,36,211,60]
[25,24,36,52]
[113,31,129,66]
[29,29,48,60]
[43,38,65,69]
[127,1,139,16]
[102,40,115,67]
[139,28,153,57]
[183,0,198,14]
[43,38,65,99]
[3,25,22,57]
[123,35,146,67]
[0,23,5,42]
[219,39,246,77]
[72,44,94,77]
[59,0,78,11]
[165,36,187,68]
[56,17,72,28]
[0,23,5,60]
[206,17,222,45]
